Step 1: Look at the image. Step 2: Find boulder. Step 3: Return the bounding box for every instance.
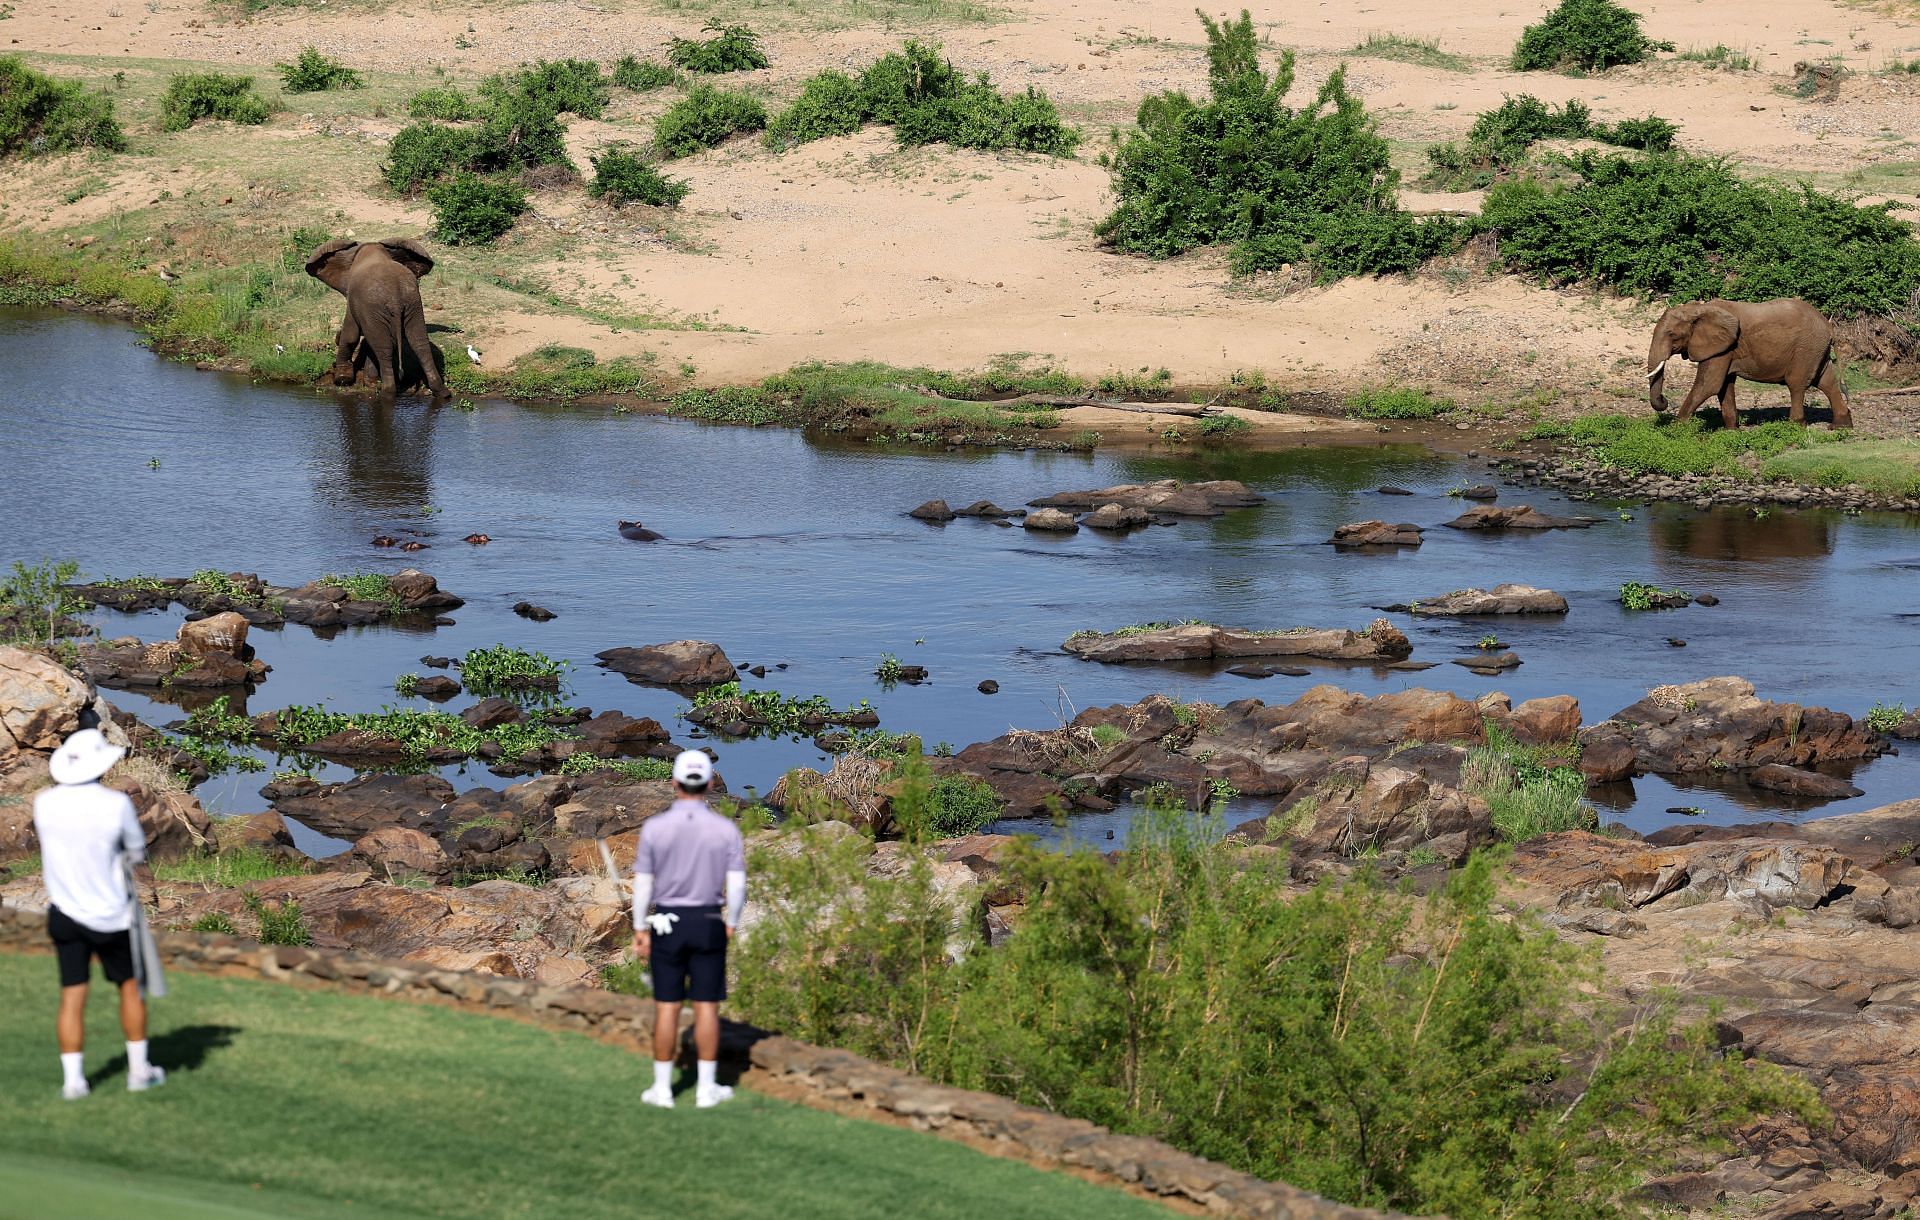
[350,827,450,881]
[386,569,464,612]
[270,773,457,841]
[1328,520,1424,548]
[1453,651,1521,672]
[909,500,957,522]
[1458,484,1498,501]
[1508,695,1582,745]
[213,811,297,855]
[1064,620,1410,666]
[176,611,251,661]
[1750,764,1863,800]
[1442,505,1596,530]
[1080,503,1151,531]
[1022,507,1079,532]
[78,620,268,690]
[460,698,523,730]
[1254,754,1494,862]
[595,640,736,687]
[1027,479,1263,517]
[1398,585,1569,615]
[512,601,557,622]
[414,675,461,701]
[0,646,128,793]
[955,501,1011,519]
[1604,678,1884,777]
[131,787,215,858]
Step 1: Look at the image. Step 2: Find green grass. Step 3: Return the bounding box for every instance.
[1463,723,1594,842]
[1346,387,1454,419]
[1535,414,1920,495]
[152,846,306,888]
[1346,33,1471,71]
[1677,44,1756,70]
[0,955,1162,1220]
[1758,441,1920,497]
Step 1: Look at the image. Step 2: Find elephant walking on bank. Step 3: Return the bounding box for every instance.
[1645,297,1852,429]
[304,238,449,402]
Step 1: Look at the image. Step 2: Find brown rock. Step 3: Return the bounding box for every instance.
[909,500,957,522]
[1402,584,1569,615]
[1079,503,1150,531]
[1606,678,1883,777]
[595,640,736,687]
[1443,505,1596,530]
[351,827,450,880]
[1328,520,1424,548]
[1749,764,1863,800]
[1022,507,1079,532]
[1509,695,1582,744]
[177,611,250,660]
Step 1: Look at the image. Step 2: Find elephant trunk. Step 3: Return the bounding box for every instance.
[1646,335,1674,412]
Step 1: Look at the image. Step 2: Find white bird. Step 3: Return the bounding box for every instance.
[466,345,482,365]
[274,344,285,353]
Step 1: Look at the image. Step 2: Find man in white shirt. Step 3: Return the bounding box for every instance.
[32,728,166,1100]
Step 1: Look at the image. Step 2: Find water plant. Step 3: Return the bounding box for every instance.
[557,754,674,781]
[460,644,568,696]
[1866,702,1909,734]
[182,695,256,744]
[269,703,574,762]
[875,654,907,683]
[686,681,868,737]
[1619,581,1689,610]
[319,571,402,607]
[394,673,419,696]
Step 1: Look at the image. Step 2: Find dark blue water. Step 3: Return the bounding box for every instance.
[4,307,1918,853]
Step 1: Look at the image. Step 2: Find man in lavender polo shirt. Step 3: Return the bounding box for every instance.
[633,749,746,1109]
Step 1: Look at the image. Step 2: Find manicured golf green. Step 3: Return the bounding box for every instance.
[0,954,1164,1220]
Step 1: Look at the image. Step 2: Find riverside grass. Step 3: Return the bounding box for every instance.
[0,957,1162,1220]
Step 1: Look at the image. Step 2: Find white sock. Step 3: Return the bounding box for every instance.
[61,1053,84,1090]
[697,1060,717,1091]
[652,1060,673,1092]
[127,1040,150,1076]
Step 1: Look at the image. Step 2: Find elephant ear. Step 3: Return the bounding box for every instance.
[304,239,360,292]
[1685,305,1740,362]
[379,238,435,279]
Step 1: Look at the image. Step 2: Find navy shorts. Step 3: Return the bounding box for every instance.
[49,905,135,989]
[649,905,727,1003]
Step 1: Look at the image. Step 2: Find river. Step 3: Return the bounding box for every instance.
[4,306,1918,855]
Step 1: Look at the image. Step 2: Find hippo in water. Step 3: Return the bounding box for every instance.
[617,521,664,542]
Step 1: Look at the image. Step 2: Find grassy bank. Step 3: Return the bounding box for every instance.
[1523,414,1920,498]
[0,954,1160,1220]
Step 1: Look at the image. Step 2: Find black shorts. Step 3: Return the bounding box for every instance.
[48,905,135,989]
[649,905,727,1003]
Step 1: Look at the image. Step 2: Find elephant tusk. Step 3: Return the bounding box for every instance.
[1645,365,1666,381]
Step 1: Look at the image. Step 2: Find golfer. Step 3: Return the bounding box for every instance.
[32,728,166,1099]
[633,749,745,1110]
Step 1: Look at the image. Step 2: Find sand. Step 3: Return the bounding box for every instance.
[4,0,1918,433]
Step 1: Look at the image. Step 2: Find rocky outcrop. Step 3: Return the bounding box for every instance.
[595,640,736,687]
[1442,505,1596,531]
[1028,479,1263,517]
[909,500,957,522]
[1021,507,1078,532]
[77,612,268,691]
[1241,751,1495,863]
[1328,520,1424,549]
[1580,678,1884,782]
[0,646,130,796]
[1063,620,1411,666]
[1079,503,1151,531]
[71,569,462,631]
[1391,585,1569,615]
[350,827,450,881]
[269,773,458,841]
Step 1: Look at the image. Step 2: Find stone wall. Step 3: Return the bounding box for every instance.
[0,905,1394,1220]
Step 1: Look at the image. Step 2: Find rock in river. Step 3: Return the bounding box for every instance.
[1079,503,1151,531]
[595,640,736,687]
[1390,585,1569,615]
[1578,677,1884,780]
[1443,505,1597,531]
[908,500,957,522]
[1022,508,1079,533]
[1027,479,1263,518]
[77,613,268,691]
[1064,620,1411,666]
[1328,520,1423,549]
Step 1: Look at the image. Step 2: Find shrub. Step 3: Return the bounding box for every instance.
[589,145,689,207]
[382,121,477,193]
[1098,12,1461,280]
[1346,387,1453,419]
[612,56,677,91]
[159,72,271,132]
[278,46,362,93]
[735,813,1823,1214]
[1422,94,1676,189]
[1510,0,1672,71]
[0,56,126,156]
[861,41,1077,155]
[1,557,82,648]
[469,89,574,172]
[1198,413,1251,438]
[480,59,609,119]
[667,22,770,74]
[190,912,237,935]
[764,70,865,150]
[427,172,528,245]
[1482,152,1920,316]
[243,892,312,946]
[406,86,474,120]
[655,84,766,158]
[923,774,1002,838]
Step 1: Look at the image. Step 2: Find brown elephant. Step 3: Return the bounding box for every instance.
[1645,297,1851,429]
[304,237,448,402]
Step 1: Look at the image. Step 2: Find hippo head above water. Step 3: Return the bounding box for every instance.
[617,521,664,542]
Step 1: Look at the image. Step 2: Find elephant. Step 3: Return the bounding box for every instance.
[304,237,449,402]
[1645,297,1851,429]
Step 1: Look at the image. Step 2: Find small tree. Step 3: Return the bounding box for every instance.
[1,558,83,649]
[427,173,528,245]
[1511,0,1673,71]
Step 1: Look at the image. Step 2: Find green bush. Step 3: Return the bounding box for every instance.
[243,892,312,946]
[480,59,609,119]
[1097,12,1461,280]
[589,146,689,206]
[278,46,362,93]
[427,172,528,245]
[1423,94,1676,189]
[461,643,566,695]
[612,56,678,92]
[383,121,478,193]
[159,72,271,132]
[735,814,1823,1214]
[764,70,865,150]
[1511,0,1672,71]
[1346,387,1453,419]
[1198,413,1252,438]
[655,84,767,158]
[925,774,1002,838]
[0,56,126,156]
[667,22,770,74]
[1483,152,1920,316]
[469,88,574,172]
[406,86,474,120]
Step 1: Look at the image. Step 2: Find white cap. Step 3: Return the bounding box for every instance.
[672,749,713,787]
[49,728,127,786]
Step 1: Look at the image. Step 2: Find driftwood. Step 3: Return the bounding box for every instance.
[1851,384,1920,398]
[908,387,1215,416]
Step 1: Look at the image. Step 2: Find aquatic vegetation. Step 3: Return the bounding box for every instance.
[319,571,402,607]
[1618,581,1689,611]
[268,703,575,761]
[557,754,674,781]
[686,681,872,737]
[1866,702,1909,734]
[875,654,907,683]
[393,673,419,697]
[182,696,256,744]
[459,644,568,696]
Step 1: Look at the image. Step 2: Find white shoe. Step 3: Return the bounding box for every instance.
[640,1084,674,1109]
[695,1084,734,1109]
[61,1081,90,1101]
[128,1065,166,1093]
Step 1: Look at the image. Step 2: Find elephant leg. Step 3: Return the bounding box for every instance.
[331,313,362,386]
[1717,378,1738,430]
[1677,355,1732,424]
[1787,382,1807,425]
[402,306,447,403]
[1817,361,1853,429]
